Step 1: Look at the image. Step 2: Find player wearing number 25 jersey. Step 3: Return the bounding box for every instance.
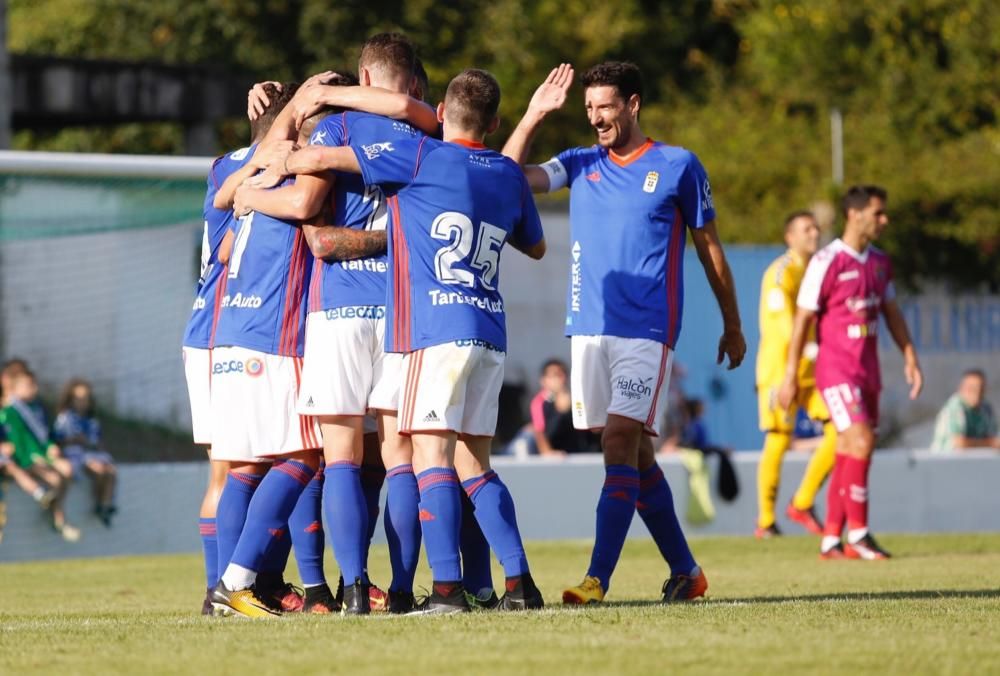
[285,69,547,613]
[360,133,543,435]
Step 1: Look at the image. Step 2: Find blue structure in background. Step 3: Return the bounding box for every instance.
[674,245,784,451]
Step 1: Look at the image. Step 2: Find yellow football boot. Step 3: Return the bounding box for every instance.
[211,583,281,619]
[562,576,606,605]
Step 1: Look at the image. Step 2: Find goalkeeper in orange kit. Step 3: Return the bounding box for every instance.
[755,211,836,537]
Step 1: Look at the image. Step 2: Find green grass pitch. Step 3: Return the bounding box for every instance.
[2,534,999,674]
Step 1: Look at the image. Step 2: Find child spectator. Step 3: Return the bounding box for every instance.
[0,368,80,541]
[54,379,119,526]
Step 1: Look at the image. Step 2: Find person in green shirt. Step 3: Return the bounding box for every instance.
[0,369,80,541]
[931,369,999,453]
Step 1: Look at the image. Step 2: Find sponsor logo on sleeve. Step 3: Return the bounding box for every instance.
[362,142,395,159]
[702,180,714,211]
[310,130,328,146]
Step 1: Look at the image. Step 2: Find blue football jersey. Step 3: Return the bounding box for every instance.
[353,137,544,353]
[182,144,256,349]
[306,112,423,312]
[552,140,715,347]
[212,179,313,356]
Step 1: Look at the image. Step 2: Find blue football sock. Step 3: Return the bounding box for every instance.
[384,464,421,593]
[324,461,369,585]
[637,463,697,575]
[215,471,263,582]
[586,464,639,591]
[463,471,527,579]
[416,467,462,582]
[361,463,386,565]
[259,526,291,576]
[229,460,315,575]
[459,490,493,594]
[289,468,326,586]
[199,518,218,589]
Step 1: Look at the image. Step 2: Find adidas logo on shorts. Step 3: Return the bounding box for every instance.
[423,410,440,423]
[305,396,314,407]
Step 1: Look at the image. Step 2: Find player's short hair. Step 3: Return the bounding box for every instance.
[841,185,888,218]
[540,359,568,377]
[581,61,643,103]
[444,69,501,136]
[250,82,300,140]
[783,209,815,233]
[359,32,416,81]
[413,57,430,102]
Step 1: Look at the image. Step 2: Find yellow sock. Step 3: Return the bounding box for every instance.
[793,422,837,510]
[757,432,790,528]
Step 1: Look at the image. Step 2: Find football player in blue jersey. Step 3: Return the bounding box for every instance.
[181,83,311,615]
[504,61,746,604]
[282,68,547,614]
[234,34,439,615]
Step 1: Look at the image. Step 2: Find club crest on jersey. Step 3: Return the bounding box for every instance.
[643,171,659,193]
[362,141,395,159]
[245,358,264,378]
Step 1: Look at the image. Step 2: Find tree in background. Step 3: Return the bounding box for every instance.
[8,0,999,288]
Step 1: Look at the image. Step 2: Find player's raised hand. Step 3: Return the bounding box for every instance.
[776,375,797,410]
[527,63,574,117]
[247,81,283,121]
[905,359,923,400]
[717,326,746,370]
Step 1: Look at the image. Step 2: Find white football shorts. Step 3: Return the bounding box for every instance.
[297,308,402,417]
[571,335,673,436]
[209,346,321,462]
[397,340,504,437]
[182,346,213,445]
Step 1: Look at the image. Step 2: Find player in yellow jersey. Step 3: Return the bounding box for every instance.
[755,211,836,537]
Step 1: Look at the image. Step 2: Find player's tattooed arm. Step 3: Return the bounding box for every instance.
[502,64,574,192]
[882,299,923,400]
[301,223,387,262]
[777,307,817,409]
[691,221,746,370]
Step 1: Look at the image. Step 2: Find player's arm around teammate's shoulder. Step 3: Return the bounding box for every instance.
[300,205,386,263]
[289,82,439,136]
[501,64,575,193]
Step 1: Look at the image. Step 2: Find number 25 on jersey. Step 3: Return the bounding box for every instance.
[431,212,505,291]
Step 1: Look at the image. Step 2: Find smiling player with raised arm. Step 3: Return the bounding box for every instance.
[284,68,547,614]
[779,185,922,561]
[503,61,745,605]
